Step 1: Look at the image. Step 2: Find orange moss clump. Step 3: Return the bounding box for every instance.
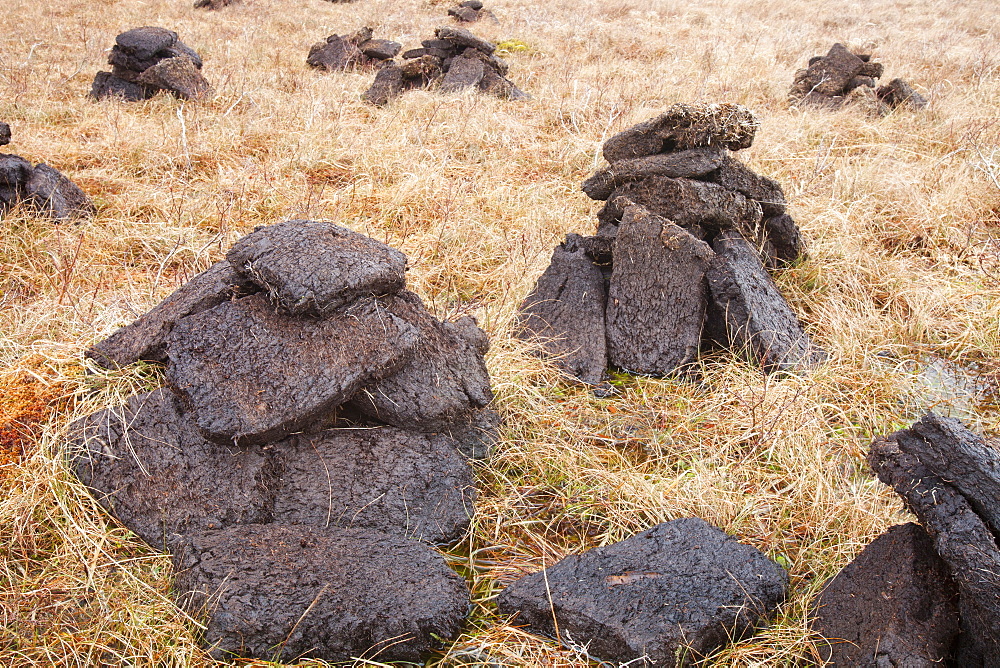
[0,361,66,470]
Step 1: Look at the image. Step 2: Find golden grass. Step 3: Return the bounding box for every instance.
[2,0,999,664]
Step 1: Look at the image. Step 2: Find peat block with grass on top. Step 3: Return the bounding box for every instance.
[170,523,469,663]
[163,293,420,445]
[497,517,788,666]
[869,414,1000,665]
[811,522,959,666]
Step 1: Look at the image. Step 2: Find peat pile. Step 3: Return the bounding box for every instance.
[91,27,213,102]
[448,0,495,23]
[790,43,927,112]
[1,147,95,221]
[72,219,496,662]
[363,26,527,106]
[193,0,238,8]
[518,103,825,384]
[307,26,401,71]
[498,517,789,665]
[811,414,1000,665]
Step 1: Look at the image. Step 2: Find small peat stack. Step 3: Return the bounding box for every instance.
[0,153,95,221]
[498,517,788,665]
[448,0,495,23]
[518,103,824,383]
[71,219,496,662]
[90,27,212,102]
[307,27,401,72]
[828,413,1000,666]
[362,26,527,106]
[194,0,238,8]
[789,43,926,112]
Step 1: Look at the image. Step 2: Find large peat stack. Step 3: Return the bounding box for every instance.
[72,220,496,662]
[91,27,213,102]
[789,43,926,112]
[363,26,527,106]
[518,103,825,383]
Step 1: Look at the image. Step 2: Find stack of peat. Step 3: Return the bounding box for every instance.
[91,27,213,102]
[790,43,927,112]
[1,130,95,221]
[518,103,825,385]
[448,0,494,23]
[72,220,497,662]
[193,0,238,9]
[812,414,1000,665]
[363,26,527,106]
[498,517,789,665]
[307,27,401,72]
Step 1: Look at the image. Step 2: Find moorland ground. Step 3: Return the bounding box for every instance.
[1,0,999,664]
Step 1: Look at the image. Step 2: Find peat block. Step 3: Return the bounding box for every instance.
[0,154,34,186]
[164,293,420,445]
[497,517,788,666]
[363,65,405,106]
[705,230,826,372]
[360,38,402,60]
[87,260,257,369]
[803,43,865,96]
[226,220,407,316]
[760,212,804,267]
[307,35,364,71]
[603,103,758,163]
[811,523,959,667]
[605,203,714,376]
[582,147,726,201]
[69,389,278,550]
[272,426,475,544]
[517,236,608,384]
[597,177,762,241]
[25,163,97,221]
[440,55,485,92]
[870,421,1000,665]
[435,25,495,54]
[876,78,928,111]
[116,27,177,60]
[90,72,156,101]
[137,56,213,101]
[349,290,493,431]
[707,155,786,217]
[171,524,469,663]
[0,122,10,146]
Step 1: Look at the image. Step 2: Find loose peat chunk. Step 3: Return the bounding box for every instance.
[869,427,1000,665]
[0,153,34,187]
[602,103,758,163]
[582,147,727,201]
[477,67,529,100]
[497,517,788,666]
[271,426,475,544]
[811,523,959,667]
[605,204,715,376]
[86,260,257,369]
[349,290,493,431]
[359,38,402,61]
[68,389,278,550]
[164,293,420,445]
[791,43,865,98]
[0,122,10,146]
[171,524,469,663]
[225,220,407,316]
[876,78,928,111]
[517,237,608,384]
[307,35,364,71]
[25,164,96,221]
[597,176,762,241]
[705,230,826,372]
[761,212,804,266]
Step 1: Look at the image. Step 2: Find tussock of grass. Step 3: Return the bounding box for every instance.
[2,0,999,664]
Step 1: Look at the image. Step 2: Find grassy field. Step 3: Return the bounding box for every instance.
[2,0,999,664]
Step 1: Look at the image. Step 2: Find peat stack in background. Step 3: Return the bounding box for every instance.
[0,151,96,221]
[307,27,401,72]
[363,26,527,106]
[72,219,496,662]
[448,0,495,23]
[193,0,239,8]
[498,517,788,665]
[518,103,825,384]
[0,122,10,146]
[91,27,213,102]
[864,414,1000,665]
[789,43,926,112]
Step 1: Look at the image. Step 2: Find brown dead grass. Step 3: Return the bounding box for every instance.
[2,0,1000,665]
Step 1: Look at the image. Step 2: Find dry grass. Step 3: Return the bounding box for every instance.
[2,0,999,664]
